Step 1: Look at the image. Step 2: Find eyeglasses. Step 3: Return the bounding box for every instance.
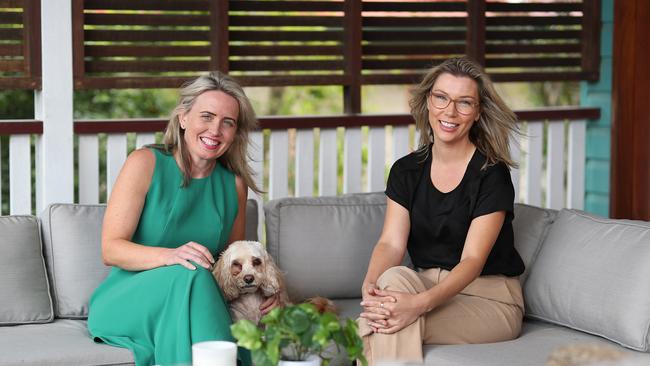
[429,92,478,115]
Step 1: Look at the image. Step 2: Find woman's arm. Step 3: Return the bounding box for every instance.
[101,149,214,271]
[226,175,248,244]
[359,198,410,326]
[362,198,411,290]
[373,210,506,333]
[419,211,505,311]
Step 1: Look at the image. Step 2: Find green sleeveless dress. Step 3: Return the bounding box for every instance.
[88,148,250,366]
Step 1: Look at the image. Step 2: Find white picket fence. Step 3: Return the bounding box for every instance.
[1,116,587,217]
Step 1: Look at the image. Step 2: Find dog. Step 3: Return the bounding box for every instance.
[212,240,290,324]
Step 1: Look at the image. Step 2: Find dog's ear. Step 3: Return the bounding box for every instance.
[212,249,240,301]
[260,252,284,297]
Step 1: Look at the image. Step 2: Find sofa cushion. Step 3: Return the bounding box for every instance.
[41,204,108,319]
[0,215,54,325]
[265,192,386,301]
[422,319,650,366]
[245,198,259,241]
[0,319,134,365]
[512,203,557,284]
[524,209,650,351]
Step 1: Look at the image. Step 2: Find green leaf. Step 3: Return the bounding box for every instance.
[284,307,311,334]
[252,350,274,366]
[231,320,263,350]
[262,307,282,324]
[266,336,282,365]
[320,312,341,332]
[313,326,330,347]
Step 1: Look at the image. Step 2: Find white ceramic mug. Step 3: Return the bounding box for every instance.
[192,340,237,366]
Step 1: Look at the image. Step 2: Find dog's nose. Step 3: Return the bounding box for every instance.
[243,275,254,284]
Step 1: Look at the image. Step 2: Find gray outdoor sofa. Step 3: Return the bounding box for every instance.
[1,193,650,365]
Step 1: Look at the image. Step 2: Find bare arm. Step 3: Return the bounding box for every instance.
[362,197,411,291]
[226,175,248,244]
[359,198,411,327]
[101,149,215,271]
[418,211,506,311]
[101,149,164,270]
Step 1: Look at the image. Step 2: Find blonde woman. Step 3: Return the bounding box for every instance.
[359,57,524,365]
[88,72,268,366]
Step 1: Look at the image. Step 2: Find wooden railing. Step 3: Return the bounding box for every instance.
[0,107,599,216]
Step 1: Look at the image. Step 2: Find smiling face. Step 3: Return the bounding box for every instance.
[180,90,239,169]
[427,73,480,147]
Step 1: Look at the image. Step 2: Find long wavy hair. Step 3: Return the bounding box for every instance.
[410,57,519,169]
[152,72,261,193]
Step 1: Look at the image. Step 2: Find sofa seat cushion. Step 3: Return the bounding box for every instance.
[422,320,650,366]
[0,215,53,325]
[265,192,386,301]
[332,298,362,323]
[524,209,650,351]
[0,319,133,365]
[41,204,108,319]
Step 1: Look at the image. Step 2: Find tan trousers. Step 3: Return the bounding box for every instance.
[358,266,524,365]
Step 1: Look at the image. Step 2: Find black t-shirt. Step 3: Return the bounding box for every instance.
[385,146,524,276]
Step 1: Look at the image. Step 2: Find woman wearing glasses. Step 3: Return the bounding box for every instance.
[359,57,525,365]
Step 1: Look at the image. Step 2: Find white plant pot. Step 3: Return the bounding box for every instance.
[278,355,321,366]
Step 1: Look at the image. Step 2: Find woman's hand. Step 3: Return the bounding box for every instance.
[162,242,215,270]
[365,289,429,334]
[360,283,396,332]
[259,293,283,315]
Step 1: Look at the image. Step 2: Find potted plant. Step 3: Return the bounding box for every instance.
[231,303,368,366]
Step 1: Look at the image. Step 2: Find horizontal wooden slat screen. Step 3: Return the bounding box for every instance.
[69,0,600,89]
[0,0,40,89]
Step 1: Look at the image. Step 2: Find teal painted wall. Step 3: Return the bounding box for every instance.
[580,0,613,217]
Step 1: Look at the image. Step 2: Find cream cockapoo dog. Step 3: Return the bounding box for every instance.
[212,240,290,324]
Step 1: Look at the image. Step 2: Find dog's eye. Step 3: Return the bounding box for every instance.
[252,258,262,266]
[232,261,242,270]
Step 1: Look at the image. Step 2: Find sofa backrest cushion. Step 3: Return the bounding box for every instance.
[245,198,259,242]
[512,203,557,284]
[524,209,650,351]
[41,204,107,319]
[265,192,386,301]
[0,215,54,325]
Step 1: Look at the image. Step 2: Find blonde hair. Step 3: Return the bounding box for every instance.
[153,71,261,193]
[410,57,519,169]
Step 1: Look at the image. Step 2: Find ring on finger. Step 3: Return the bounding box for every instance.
[380,302,384,308]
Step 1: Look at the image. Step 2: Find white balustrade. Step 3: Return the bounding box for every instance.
[9,135,31,214]
[367,126,386,192]
[318,128,337,196]
[343,127,362,194]
[1,118,588,216]
[78,135,99,204]
[295,129,314,197]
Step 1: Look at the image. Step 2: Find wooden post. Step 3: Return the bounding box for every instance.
[581,0,601,81]
[343,0,362,114]
[34,0,74,211]
[210,0,229,73]
[465,0,486,65]
[22,0,41,88]
[342,0,362,193]
[610,0,650,220]
[71,0,85,88]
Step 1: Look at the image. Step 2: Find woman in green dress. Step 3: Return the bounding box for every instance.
[88,72,277,366]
